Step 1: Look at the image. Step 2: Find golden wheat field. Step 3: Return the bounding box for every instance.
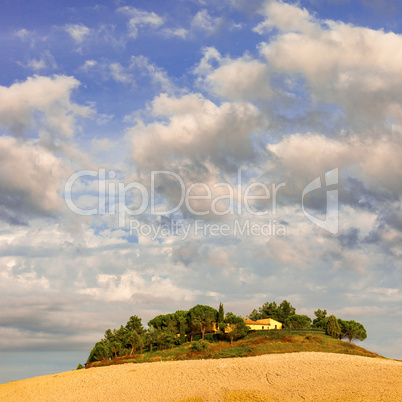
[0,352,401,401]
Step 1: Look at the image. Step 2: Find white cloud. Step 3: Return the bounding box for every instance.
[196,48,272,101]
[0,75,93,145]
[258,1,402,127]
[22,51,58,72]
[130,55,174,92]
[162,27,189,39]
[65,23,92,43]
[81,60,97,71]
[109,62,135,85]
[191,9,223,34]
[130,92,264,174]
[267,133,402,195]
[0,137,66,222]
[81,271,199,303]
[15,29,30,40]
[254,1,317,35]
[118,7,164,38]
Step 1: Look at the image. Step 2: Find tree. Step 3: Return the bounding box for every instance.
[338,320,367,343]
[126,331,140,356]
[224,315,249,345]
[258,301,278,320]
[249,300,296,323]
[188,305,218,340]
[145,328,157,353]
[312,309,328,329]
[277,300,296,322]
[249,308,261,321]
[326,315,341,339]
[174,310,189,344]
[103,329,115,344]
[87,341,110,363]
[284,314,312,329]
[218,303,224,323]
[313,309,327,324]
[110,341,122,358]
[126,315,144,335]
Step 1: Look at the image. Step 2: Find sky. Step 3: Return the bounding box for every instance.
[0,0,401,383]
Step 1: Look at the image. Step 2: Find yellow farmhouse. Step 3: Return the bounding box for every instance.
[243,317,283,330]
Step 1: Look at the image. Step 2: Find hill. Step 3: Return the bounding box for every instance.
[1,352,401,401]
[85,329,379,369]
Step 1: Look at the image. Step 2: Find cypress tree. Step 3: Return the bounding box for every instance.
[218,303,224,323]
[326,315,341,339]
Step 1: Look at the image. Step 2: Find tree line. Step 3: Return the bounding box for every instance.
[251,301,367,343]
[87,300,367,363]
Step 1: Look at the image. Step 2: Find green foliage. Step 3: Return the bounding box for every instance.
[87,341,110,363]
[76,363,84,370]
[313,317,329,329]
[313,309,328,328]
[218,303,224,323]
[249,300,296,322]
[188,305,218,340]
[313,309,328,329]
[284,314,312,329]
[326,315,341,339]
[175,310,190,344]
[110,341,122,357]
[204,334,215,342]
[338,319,367,343]
[126,331,141,355]
[224,314,249,345]
[126,315,144,335]
[190,340,210,351]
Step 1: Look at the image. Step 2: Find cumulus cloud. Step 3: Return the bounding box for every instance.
[195,48,272,101]
[130,93,264,173]
[0,137,66,224]
[254,1,317,35]
[257,1,402,129]
[267,133,402,199]
[81,271,199,303]
[0,75,93,148]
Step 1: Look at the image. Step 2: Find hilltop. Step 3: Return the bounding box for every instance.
[85,329,379,369]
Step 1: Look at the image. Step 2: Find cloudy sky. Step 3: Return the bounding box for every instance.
[1,0,402,382]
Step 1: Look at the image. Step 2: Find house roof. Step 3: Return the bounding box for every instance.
[243,319,264,325]
[243,318,283,325]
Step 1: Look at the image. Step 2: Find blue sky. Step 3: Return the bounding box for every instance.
[0,0,402,383]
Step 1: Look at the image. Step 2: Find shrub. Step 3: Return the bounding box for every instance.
[305,335,323,343]
[76,363,84,370]
[204,334,214,342]
[190,340,210,351]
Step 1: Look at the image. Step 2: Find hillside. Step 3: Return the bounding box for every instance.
[85,330,380,369]
[1,352,401,401]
